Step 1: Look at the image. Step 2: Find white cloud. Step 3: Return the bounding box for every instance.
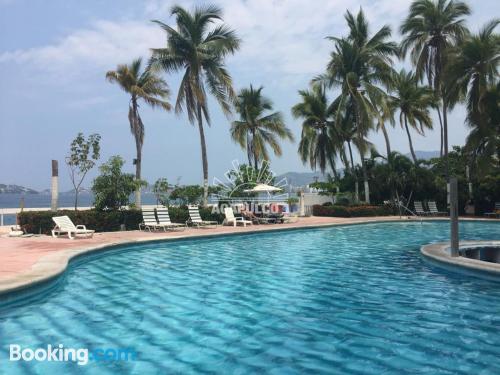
[0,20,163,73]
[1,0,494,84]
[0,0,415,80]
[215,0,414,77]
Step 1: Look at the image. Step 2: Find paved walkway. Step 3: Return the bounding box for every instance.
[0,216,496,296]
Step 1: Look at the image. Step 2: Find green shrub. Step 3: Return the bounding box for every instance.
[18,206,225,235]
[92,156,143,210]
[18,209,142,234]
[313,205,350,217]
[313,204,394,217]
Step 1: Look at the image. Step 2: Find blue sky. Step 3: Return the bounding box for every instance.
[0,0,497,190]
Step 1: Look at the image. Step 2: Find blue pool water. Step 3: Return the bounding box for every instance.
[1,221,500,374]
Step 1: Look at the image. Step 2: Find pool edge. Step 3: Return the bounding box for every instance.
[421,240,500,281]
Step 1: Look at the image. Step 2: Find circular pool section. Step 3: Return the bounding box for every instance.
[0,221,500,374]
[461,245,500,263]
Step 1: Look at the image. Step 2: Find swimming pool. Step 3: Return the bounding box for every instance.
[1,221,499,374]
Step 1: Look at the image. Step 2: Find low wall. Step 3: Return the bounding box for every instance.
[302,193,333,216]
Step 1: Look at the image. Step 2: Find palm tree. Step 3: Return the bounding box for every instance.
[292,85,347,176]
[106,58,171,208]
[316,9,398,203]
[389,69,436,163]
[150,5,240,205]
[445,19,499,125]
[231,85,294,169]
[375,104,395,158]
[400,0,470,165]
[464,83,500,173]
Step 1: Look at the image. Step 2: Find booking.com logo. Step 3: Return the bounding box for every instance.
[9,344,137,366]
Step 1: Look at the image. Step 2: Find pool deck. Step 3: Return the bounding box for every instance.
[0,216,498,296]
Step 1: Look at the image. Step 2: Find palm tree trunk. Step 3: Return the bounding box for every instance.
[380,123,391,157]
[331,168,339,180]
[437,108,444,158]
[341,148,350,171]
[404,116,417,163]
[251,129,258,169]
[132,100,142,209]
[135,136,142,208]
[197,105,209,206]
[360,152,370,204]
[246,135,252,167]
[442,100,450,180]
[347,141,359,202]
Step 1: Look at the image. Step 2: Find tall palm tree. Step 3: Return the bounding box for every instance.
[150,5,240,205]
[464,82,500,173]
[445,19,499,125]
[375,101,395,158]
[106,58,171,208]
[231,85,294,169]
[389,69,436,163]
[400,0,470,165]
[317,9,398,203]
[292,85,345,175]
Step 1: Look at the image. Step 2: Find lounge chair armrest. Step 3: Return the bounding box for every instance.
[76,225,87,230]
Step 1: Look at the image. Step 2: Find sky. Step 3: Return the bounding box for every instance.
[0,0,497,191]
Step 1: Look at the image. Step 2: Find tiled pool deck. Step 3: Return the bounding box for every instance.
[0,216,498,295]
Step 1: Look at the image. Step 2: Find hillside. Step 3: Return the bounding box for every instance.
[0,184,38,194]
[275,172,328,187]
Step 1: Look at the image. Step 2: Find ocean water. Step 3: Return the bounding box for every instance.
[0,221,499,374]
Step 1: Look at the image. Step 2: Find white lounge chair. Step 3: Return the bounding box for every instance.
[8,225,24,237]
[282,213,299,223]
[187,206,218,228]
[428,201,447,216]
[139,209,168,232]
[156,207,186,231]
[485,202,500,218]
[52,216,94,239]
[241,210,276,224]
[224,207,253,227]
[413,201,430,216]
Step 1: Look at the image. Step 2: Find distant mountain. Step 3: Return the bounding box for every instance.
[62,187,93,194]
[407,150,441,160]
[0,184,38,194]
[275,172,328,187]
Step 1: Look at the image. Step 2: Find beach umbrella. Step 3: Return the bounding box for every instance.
[243,184,282,193]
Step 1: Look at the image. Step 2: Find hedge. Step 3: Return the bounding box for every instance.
[18,207,225,235]
[312,204,395,217]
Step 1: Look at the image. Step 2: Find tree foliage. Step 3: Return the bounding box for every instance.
[152,178,170,206]
[65,133,101,210]
[92,156,143,210]
[231,85,294,169]
[106,58,171,207]
[150,4,240,205]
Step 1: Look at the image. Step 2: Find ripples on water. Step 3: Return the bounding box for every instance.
[0,221,499,374]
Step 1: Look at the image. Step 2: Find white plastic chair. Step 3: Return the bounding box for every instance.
[52,216,94,239]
